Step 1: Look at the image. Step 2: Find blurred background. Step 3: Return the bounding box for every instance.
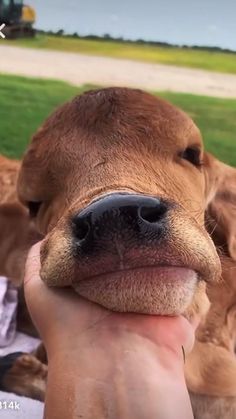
[0,0,235,165]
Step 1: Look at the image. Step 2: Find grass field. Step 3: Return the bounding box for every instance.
[0,74,235,166]
[9,35,236,75]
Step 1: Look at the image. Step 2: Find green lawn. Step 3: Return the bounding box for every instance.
[0,75,85,158]
[0,74,235,166]
[9,35,236,75]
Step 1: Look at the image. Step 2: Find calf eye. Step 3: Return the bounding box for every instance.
[27,201,42,218]
[180,147,202,167]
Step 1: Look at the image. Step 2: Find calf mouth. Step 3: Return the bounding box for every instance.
[68,192,206,315]
[73,265,198,315]
[40,193,221,315]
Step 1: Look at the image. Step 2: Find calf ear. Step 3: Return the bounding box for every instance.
[204,153,236,260]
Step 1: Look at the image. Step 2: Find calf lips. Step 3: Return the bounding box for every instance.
[73,266,198,315]
[70,194,219,315]
[40,194,220,316]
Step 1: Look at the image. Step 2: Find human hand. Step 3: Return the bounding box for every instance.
[24,241,194,419]
[24,241,194,360]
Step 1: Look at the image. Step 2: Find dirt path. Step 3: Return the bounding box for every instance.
[1,45,236,97]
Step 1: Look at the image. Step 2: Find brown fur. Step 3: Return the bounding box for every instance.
[0,88,235,413]
[0,202,40,286]
[0,155,44,399]
[18,87,221,320]
[0,156,40,335]
[186,155,236,418]
[17,88,236,414]
[1,354,47,402]
[0,155,20,203]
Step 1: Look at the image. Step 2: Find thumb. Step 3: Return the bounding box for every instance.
[23,241,57,333]
[24,241,42,287]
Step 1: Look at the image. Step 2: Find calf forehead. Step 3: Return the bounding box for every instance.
[19,88,204,208]
[30,88,202,159]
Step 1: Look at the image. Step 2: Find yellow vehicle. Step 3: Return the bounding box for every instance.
[0,0,36,38]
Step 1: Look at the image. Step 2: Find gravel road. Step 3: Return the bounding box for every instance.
[0,45,236,97]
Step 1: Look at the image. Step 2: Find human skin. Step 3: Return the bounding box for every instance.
[24,242,194,419]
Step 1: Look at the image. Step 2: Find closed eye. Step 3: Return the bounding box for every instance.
[27,201,42,218]
[180,147,203,168]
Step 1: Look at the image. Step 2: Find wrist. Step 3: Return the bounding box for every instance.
[46,330,190,419]
[47,326,184,373]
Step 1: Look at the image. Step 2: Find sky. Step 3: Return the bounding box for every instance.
[30,0,236,50]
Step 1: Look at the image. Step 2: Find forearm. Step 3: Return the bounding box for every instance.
[44,334,193,419]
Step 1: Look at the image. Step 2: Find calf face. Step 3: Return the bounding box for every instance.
[18,88,221,317]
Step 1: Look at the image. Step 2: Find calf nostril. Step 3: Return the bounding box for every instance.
[139,203,167,224]
[73,218,90,241]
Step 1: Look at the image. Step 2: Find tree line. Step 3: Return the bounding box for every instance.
[36,29,236,54]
